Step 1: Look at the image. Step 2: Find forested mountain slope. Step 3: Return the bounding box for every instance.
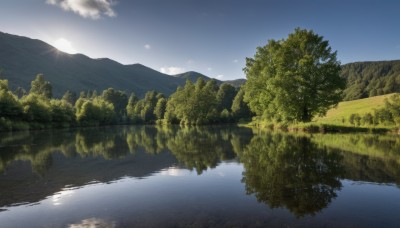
[341,60,400,100]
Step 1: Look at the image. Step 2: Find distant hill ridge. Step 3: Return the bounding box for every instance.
[0,31,244,97]
[341,60,400,100]
[1,31,399,100]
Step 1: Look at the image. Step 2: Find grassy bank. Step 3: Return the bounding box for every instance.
[243,94,399,133]
[245,118,395,133]
[313,93,394,125]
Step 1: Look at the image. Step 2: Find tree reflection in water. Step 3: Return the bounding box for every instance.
[240,132,344,217]
[1,126,400,218]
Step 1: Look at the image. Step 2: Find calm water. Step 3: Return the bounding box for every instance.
[0,126,400,227]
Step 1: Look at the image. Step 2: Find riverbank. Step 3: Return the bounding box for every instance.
[241,119,398,134]
[1,116,398,134]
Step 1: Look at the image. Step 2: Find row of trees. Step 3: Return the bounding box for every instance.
[0,74,253,131]
[126,78,251,125]
[346,94,400,127]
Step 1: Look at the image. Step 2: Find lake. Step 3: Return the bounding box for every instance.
[0,125,400,227]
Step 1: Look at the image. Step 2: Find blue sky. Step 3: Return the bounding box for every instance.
[1,0,399,80]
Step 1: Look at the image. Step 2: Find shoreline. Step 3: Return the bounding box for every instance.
[240,120,398,134]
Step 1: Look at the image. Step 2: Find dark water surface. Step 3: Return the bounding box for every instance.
[0,126,400,227]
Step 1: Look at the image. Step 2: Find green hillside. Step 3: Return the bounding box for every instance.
[314,93,395,124]
[341,60,400,101]
[174,71,212,82]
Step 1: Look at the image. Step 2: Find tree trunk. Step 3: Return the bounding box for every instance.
[301,105,311,122]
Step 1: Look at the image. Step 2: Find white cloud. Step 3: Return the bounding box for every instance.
[207,67,212,71]
[216,74,224,79]
[233,59,238,63]
[160,67,186,75]
[46,0,117,20]
[144,44,151,50]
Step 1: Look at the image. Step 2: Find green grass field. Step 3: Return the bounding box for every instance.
[313,93,395,125]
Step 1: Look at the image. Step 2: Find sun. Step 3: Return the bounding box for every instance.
[54,38,76,54]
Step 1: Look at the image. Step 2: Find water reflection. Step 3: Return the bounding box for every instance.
[52,189,74,206]
[312,133,400,185]
[240,132,344,217]
[68,218,116,228]
[0,126,400,220]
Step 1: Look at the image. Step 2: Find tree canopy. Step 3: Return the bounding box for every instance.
[1,72,253,131]
[341,60,400,100]
[243,28,345,122]
[30,74,53,99]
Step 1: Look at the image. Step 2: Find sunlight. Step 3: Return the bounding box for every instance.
[54,38,76,54]
[52,189,74,206]
[160,167,186,176]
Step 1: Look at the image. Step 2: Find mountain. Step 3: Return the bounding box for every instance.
[174,71,245,88]
[0,31,245,97]
[224,79,246,88]
[0,31,189,97]
[174,71,212,82]
[341,60,400,101]
[3,31,400,101]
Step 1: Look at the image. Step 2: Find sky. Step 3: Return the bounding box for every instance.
[0,0,400,80]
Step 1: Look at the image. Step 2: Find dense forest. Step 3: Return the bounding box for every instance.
[341,60,400,101]
[0,74,252,131]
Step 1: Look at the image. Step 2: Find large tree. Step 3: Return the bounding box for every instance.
[244,28,345,122]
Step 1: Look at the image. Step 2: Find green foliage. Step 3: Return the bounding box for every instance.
[341,60,400,101]
[240,132,343,217]
[14,87,27,98]
[344,93,400,127]
[62,90,77,105]
[29,74,53,99]
[383,93,400,125]
[75,97,115,126]
[102,88,128,122]
[348,113,361,126]
[154,97,167,120]
[1,69,249,130]
[125,91,164,124]
[165,79,220,125]
[216,83,237,112]
[313,93,395,127]
[361,113,373,126]
[141,91,159,122]
[219,109,231,123]
[126,93,139,122]
[0,80,23,120]
[20,94,51,124]
[231,87,252,119]
[243,28,345,122]
[50,99,75,127]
